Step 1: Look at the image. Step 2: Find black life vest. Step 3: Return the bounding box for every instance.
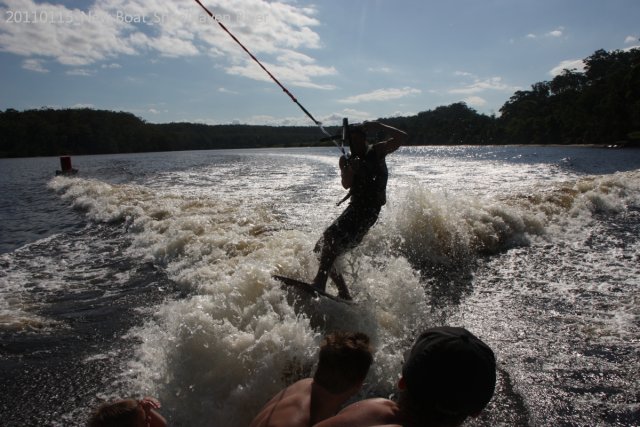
[349,147,388,208]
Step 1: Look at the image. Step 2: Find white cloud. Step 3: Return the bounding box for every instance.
[230,114,309,126]
[625,35,638,44]
[22,58,48,73]
[525,26,565,40]
[193,113,320,127]
[220,107,375,126]
[66,68,95,76]
[321,108,414,126]
[338,87,421,104]
[225,54,337,89]
[547,27,564,37]
[324,108,373,124]
[463,96,487,108]
[449,77,518,95]
[0,0,333,88]
[218,87,238,94]
[135,33,200,58]
[185,0,330,88]
[321,113,345,123]
[549,59,585,76]
[367,66,392,74]
[0,0,136,65]
[187,107,376,127]
[454,70,475,77]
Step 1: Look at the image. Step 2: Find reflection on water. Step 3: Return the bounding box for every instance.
[0,146,639,426]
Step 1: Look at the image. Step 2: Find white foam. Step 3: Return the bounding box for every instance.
[122,220,428,425]
[46,174,433,425]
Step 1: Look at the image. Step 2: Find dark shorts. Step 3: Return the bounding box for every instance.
[318,204,381,255]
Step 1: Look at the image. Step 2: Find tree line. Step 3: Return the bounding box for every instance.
[1,48,638,158]
[0,108,333,157]
[380,48,639,146]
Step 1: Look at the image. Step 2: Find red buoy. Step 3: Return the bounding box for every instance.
[60,156,72,172]
[56,156,78,175]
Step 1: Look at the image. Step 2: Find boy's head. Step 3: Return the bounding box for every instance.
[400,326,496,425]
[88,399,144,427]
[348,125,368,157]
[313,331,373,394]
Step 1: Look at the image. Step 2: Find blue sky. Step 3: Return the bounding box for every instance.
[0,0,638,126]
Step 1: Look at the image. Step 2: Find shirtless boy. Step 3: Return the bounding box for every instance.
[250,331,373,427]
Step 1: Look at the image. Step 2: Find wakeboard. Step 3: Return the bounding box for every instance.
[273,275,354,305]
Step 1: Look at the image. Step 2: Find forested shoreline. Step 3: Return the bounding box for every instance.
[1,48,638,158]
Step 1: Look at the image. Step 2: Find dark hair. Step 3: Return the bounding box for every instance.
[348,126,367,157]
[88,399,140,427]
[349,125,366,138]
[313,331,373,394]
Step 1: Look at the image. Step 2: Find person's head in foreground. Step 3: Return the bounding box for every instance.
[399,326,496,426]
[88,396,167,427]
[314,330,374,395]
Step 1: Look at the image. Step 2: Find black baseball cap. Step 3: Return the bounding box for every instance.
[402,326,497,416]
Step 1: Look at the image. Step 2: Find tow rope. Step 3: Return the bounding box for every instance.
[193,0,345,154]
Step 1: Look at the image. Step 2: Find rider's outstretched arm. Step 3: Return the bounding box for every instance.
[365,121,408,156]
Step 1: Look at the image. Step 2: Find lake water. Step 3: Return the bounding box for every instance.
[1,146,639,426]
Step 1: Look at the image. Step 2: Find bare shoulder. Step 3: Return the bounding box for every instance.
[312,398,400,427]
[343,398,398,412]
[345,398,400,419]
[250,379,313,427]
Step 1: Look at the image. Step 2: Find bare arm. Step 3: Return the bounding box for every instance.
[364,122,408,157]
[339,155,355,189]
[148,409,168,427]
[139,397,167,427]
[312,399,401,427]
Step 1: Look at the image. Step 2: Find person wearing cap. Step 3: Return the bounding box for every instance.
[312,327,496,427]
[250,331,374,427]
[312,121,407,300]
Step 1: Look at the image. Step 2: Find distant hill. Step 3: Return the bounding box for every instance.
[1,48,638,158]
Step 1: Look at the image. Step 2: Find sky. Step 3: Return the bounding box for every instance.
[0,0,638,126]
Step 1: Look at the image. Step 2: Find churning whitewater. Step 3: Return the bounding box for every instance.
[0,146,638,426]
